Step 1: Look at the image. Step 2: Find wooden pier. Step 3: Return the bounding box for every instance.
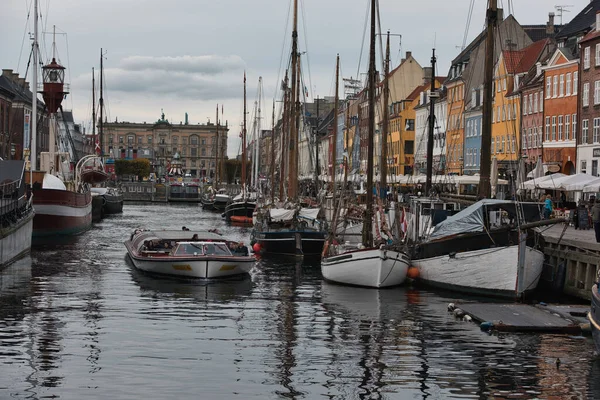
[540,224,600,301]
[457,303,587,333]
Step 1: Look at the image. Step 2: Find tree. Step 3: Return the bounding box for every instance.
[115,159,151,181]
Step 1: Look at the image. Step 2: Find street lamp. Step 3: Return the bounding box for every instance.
[10,144,16,159]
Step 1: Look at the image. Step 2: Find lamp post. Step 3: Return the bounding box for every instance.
[10,144,16,160]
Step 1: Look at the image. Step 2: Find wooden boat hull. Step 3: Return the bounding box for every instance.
[230,216,253,224]
[590,284,600,353]
[92,193,104,222]
[254,229,326,257]
[321,248,409,288]
[32,188,92,237]
[103,194,123,214]
[0,209,34,268]
[411,245,544,298]
[224,201,256,222]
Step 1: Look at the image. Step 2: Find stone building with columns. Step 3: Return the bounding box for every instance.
[101,112,228,179]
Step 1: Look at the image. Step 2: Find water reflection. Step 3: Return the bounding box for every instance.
[2,204,600,399]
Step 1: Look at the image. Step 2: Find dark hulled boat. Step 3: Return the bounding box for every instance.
[589,283,600,353]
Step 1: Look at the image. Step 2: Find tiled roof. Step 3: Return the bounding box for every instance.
[580,27,600,44]
[503,39,549,74]
[556,0,600,39]
[406,84,427,101]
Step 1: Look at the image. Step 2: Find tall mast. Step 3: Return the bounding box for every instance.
[279,73,288,200]
[332,54,340,202]
[288,0,299,199]
[31,0,38,172]
[255,77,262,190]
[363,0,376,248]
[242,72,247,197]
[215,104,219,189]
[478,0,498,199]
[99,48,104,159]
[315,96,320,193]
[270,100,276,203]
[92,68,96,148]
[381,34,390,196]
[425,49,436,195]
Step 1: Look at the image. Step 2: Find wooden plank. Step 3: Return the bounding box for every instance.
[534,304,590,326]
[458,303,582,334]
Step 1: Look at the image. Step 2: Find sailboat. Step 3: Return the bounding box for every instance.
[223,75,258,224]
[320,0,410,288]
[406,0,562,299]
[26,20,93,237]
[251,0,327,257]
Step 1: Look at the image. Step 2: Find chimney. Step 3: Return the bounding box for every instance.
[406,51,412,59]
[535,61,542,77]
[547,12,555,34]
[597,11,600,32]
[423,67,432,84]
[2,69,13,78]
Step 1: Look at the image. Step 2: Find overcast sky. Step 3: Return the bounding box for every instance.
[1,0,591,157]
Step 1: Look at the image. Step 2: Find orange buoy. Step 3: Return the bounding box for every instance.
[252,242,262,253]
[407,266,420,280]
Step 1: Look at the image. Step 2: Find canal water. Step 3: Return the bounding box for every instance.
[1,203,599,399]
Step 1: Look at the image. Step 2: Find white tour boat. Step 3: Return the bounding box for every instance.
[124,230,255,279]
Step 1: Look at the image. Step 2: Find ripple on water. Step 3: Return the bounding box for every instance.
[0,203,599,399]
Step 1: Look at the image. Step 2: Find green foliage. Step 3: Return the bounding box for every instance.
[115,159,151,180]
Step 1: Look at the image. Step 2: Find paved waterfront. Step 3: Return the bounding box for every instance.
[1,203,599,399]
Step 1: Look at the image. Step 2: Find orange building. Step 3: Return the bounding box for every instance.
[445,79,465,174]
[541,48,578,175]
[492,40,552,177]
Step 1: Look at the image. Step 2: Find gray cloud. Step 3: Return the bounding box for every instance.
[119,55,245,75]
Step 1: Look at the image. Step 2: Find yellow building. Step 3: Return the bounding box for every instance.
[445,79,465,174]
[388,78,444,176]
[492,40,550,175]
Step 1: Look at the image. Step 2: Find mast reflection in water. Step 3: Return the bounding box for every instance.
[0,203,598,399]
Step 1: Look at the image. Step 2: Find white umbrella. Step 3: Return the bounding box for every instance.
[562,173,599,191]
[536,174,573,190]
[522,173,567,190]
[582,177,600,193]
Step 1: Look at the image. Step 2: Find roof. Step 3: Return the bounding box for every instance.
[580,27,600,44]
[406,84,427,101]
[503,39,550,74]
[556,0,600,39]
[522,25,560,42]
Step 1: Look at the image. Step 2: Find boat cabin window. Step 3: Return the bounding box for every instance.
[173,242,204,256]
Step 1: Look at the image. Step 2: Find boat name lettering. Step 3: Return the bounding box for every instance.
[172,264,192,271]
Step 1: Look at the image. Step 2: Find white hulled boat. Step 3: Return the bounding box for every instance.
[124,229,254,279]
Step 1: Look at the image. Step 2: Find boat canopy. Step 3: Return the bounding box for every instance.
[429,199,534,240]
[268,207,320,222]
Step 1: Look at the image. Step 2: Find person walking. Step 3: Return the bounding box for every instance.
[592,198,600,243]
[544,194,553,220]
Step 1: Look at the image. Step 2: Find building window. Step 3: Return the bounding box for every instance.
[173,136,178,145]
[574,72,578,95]
[191,147,197,157]
[596,43,600,66]
[545,117,550,141]
[546,77,551,98]
[119,136,124,144]
[540,91,544,111]
[585,46,591,69]
[552,116,557,140]
[528,94,533,114]
[406,119,415,131]
[566,73,571,96]
[572,114,577,138]
[596,81,600,105]
[191,136,198,145]
[565,114,570,140]
[558,115,563,140]
[147,135,152,144]
[583,82,590,106]
[594,118,600,143]
[534,92,538,113]
[108,134,114,143]
[172,147,177,154]
[582,160,587,174]
[553,75,558,97]
[594,160,599,177]
[583,119,589,143]
[559,74,565,96]
[201,148,206,156]
[201,138,206,145]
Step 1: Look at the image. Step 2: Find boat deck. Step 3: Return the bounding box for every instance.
[457,302,588,334]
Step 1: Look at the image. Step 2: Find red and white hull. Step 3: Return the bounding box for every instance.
[32,188,92,237]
